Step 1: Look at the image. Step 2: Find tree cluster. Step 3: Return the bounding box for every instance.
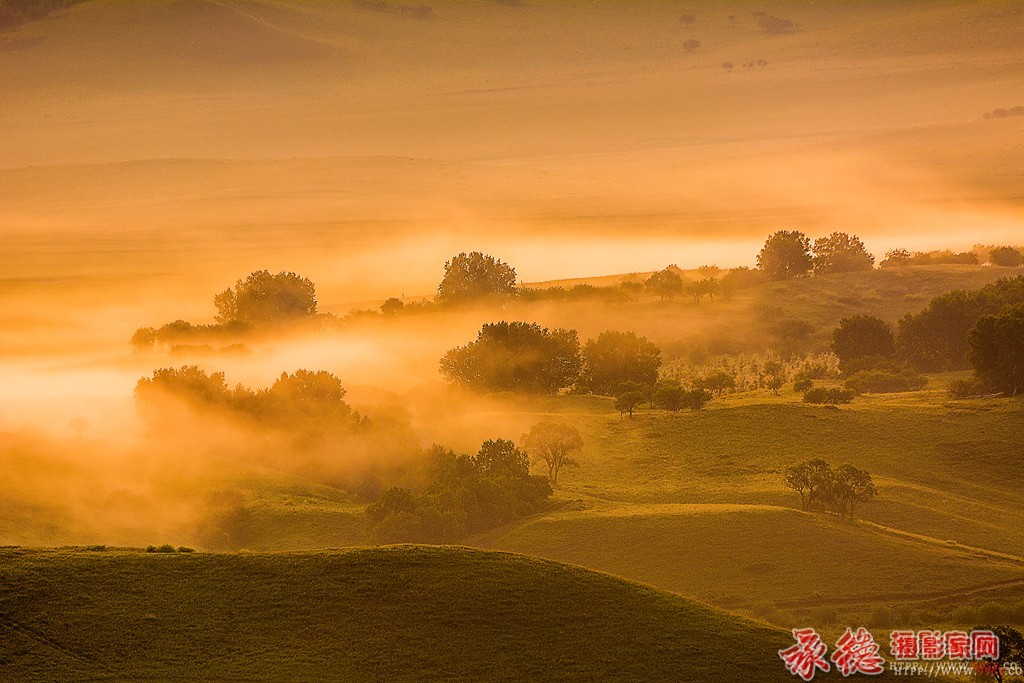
[784,459,876,519]
[439,322,582,393]
[366,440,552,543]
[897,276,1024,371]
[436,251,517,304]
[756,230,875,281]
[880,249,978,268]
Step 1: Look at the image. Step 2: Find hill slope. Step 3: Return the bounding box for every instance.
[0,545,801,682]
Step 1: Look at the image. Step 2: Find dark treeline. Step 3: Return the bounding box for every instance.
[826,276,1024,397]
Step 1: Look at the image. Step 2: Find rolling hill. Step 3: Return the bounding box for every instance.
[0,544,802,682]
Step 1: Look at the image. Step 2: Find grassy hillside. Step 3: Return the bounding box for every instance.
[0,545,802,682]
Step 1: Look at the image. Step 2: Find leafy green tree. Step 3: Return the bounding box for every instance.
[990,246,1024,268]
[582,331,661,395]
[614,389,646,419]
[681,388,712,411]
[214,270,317,325]
[521,422,583,485]
[439,322,582,393]
[436,251,517,304]
[653,379,685,411]
[645,268,683,300]
[969,305,1024,396]
[473,438,530,479]
[756,230,812,281]
[898,277,1024,371]
[832,315,895,373]
[696,371,735,396]
[811,232,875,274]
[261,370,355,424]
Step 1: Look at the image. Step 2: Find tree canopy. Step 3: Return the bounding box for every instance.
[581,330,661,395]
[832,315,895,372]
[811,232,875,274]
[756,231,812,281]
[990,246,1024,268]
[969,305,1024,396]
[214,270,317,325]
[439,321,582,393]
[522,422,583,485]
[436,252,517,304]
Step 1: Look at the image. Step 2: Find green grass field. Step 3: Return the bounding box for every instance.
[0,545,806,682]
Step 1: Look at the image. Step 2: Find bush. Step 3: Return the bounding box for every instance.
[793,379,813,393]
[146,544,177,553]
[844,369,927,394]
[802,387,854,405]
[948,378,985,399]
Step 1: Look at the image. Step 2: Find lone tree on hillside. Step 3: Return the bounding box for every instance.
[522,422,583,485]
[214,270,317,325]
[436,251,517,304]
[990,246,1024,268]
[439,321,582,394]
[757,231,812,281]
[969,305,1024,396]
[581,331,661,395]
[832,315,895,372]
[811,232,875,274]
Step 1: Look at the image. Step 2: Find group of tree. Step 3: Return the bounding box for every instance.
[644,265,723,303]
[896,276,1024,372]
[133,270,322,350]
[135,366,362,432]
[756,230,874,281]
[366,439,552,544]
[783,459,876,519]
[830,315,927,394]
[134,365,421,495]
[440,324,662,397]
[879,249,978,268]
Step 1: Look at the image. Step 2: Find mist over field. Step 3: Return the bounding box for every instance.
[2,2,1024,680]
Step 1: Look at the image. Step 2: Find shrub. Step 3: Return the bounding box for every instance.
[793,379,813,393]
[844,369,927,394]
[146,544,177,553]
[802,387,854,405]
[947,378,985,399]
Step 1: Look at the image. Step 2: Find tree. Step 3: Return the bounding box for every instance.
[880,248,912,268]
[681,388,712,411]
[440,321,582,393]
[756,231,812,281]
[990,246,1024,268]
[522,422,583,485]
[683,39,701,52]
[696,371,735,396]
[380,297,404,315]
[130,326,157,351]
[653,379,685,411]
[679,13,695,25]
[831,464,876,519]
[582,331,661,395]
[811,232,875,274]
[697,264,721,280]
[214,270,317,325]
[969,305,1024,396]
[436,251,517,304]
[645,268,683,300]
[722,61,734,72]
[473,438,530,479]
[832,315,895,373]
[261,370,354,424]
[615,389,646,419]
